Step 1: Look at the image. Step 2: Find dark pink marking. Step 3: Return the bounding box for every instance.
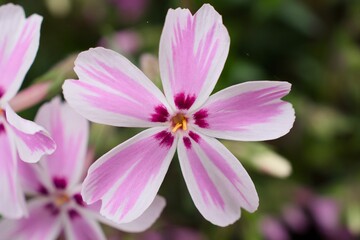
[73,193,85,206]
[68,209,80,219]
[38,185,49,195]
[183,136,191,149]
[0,123,5,134]
[193,109,209,128]
[189,131,200,142]
[44,203,59,216]
[174,92,196,110]
[0,87,4,98]
[53,177,67,189]
[150,105,169,122]
[154,131,174,147]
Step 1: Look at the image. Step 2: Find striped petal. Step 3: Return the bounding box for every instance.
[5,104,56,163]
[63,209,106,240]
[0,198,62,240]
[82,127,177,224]
[192,81,295,141]
[0,4,42,102]
[35,97,89,188]
[0,124,27,218]
[177,131,258,227]
[159,4,229,111]
[80,196,166,233]
[18,160,48,196]
[63,47,171,128]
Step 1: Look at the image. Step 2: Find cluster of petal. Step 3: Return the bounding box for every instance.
[0,98,165,240]
[0,3,55,218]
[63,4,295,226]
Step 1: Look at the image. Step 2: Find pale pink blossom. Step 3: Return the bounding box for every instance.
[63,4,295,227]
[0,4,55,218]
[0,98,165,240]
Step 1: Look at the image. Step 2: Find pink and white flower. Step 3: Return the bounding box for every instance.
[0,98,166,240]
[63,4,295,227]
[0,3,55,218]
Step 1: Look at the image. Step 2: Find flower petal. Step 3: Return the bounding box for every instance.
[159,4,229,111]
[82,196,166,233]
[0,4,42,102]
[5,104,56,163]
[82,127,177,223]
[0,125,27,218]
[0,198,62,240]
[177,131,258,227]
[63,47,171,128]
[192,81,295,141]
[18,160,48,196]
[34,97,89,188]
[63,209,106,240]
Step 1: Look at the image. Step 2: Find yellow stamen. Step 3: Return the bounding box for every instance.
[54,193,70,207]
[182,119,187,131]
[172,123,182,132]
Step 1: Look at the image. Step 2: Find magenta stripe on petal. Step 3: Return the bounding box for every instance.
[193,109,209,128]
[174,92,196,110]
[0,123,5,133]
[159,5,229,110]
[189,131,200,142]
[205,86,287,131]
[82,128,176,223]
[154,130,174,147]
[68,209,80,219]
[198,138,252,208]
[186,142,224,208]
[150,105,169,122]
[0,87,4,98]
[183,136,191,149]
[53,177,67,189]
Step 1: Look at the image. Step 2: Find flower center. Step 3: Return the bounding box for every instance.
[54,193,71,208]
[171,113,188,132]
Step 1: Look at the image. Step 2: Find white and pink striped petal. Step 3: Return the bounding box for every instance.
[177,131,258,226]
[0,198,62,240]
[18,159,49,196]
[0,3,42,102]
[192,81,295,141]
[35,97,89,188]
[82,127,177,224]
[80,196,166,233]
[159,4,229,111]
[63,47,171,128]
[5,104,56,163]
[63,209,106,240]
[0,124,27,218]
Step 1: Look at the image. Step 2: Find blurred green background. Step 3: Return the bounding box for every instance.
[2,0,360,239]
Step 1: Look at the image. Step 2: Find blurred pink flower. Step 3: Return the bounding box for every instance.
[261,188,356,240]
[99,30,142,56]
[139,226,206,240]
[111,0,149,22]
[63,4,295,227]
[0,3,56,218]
[0,98,165,240]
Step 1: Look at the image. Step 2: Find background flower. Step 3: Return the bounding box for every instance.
[0,97,165,240]
[1,0,359,238]
[0,3,55,218]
